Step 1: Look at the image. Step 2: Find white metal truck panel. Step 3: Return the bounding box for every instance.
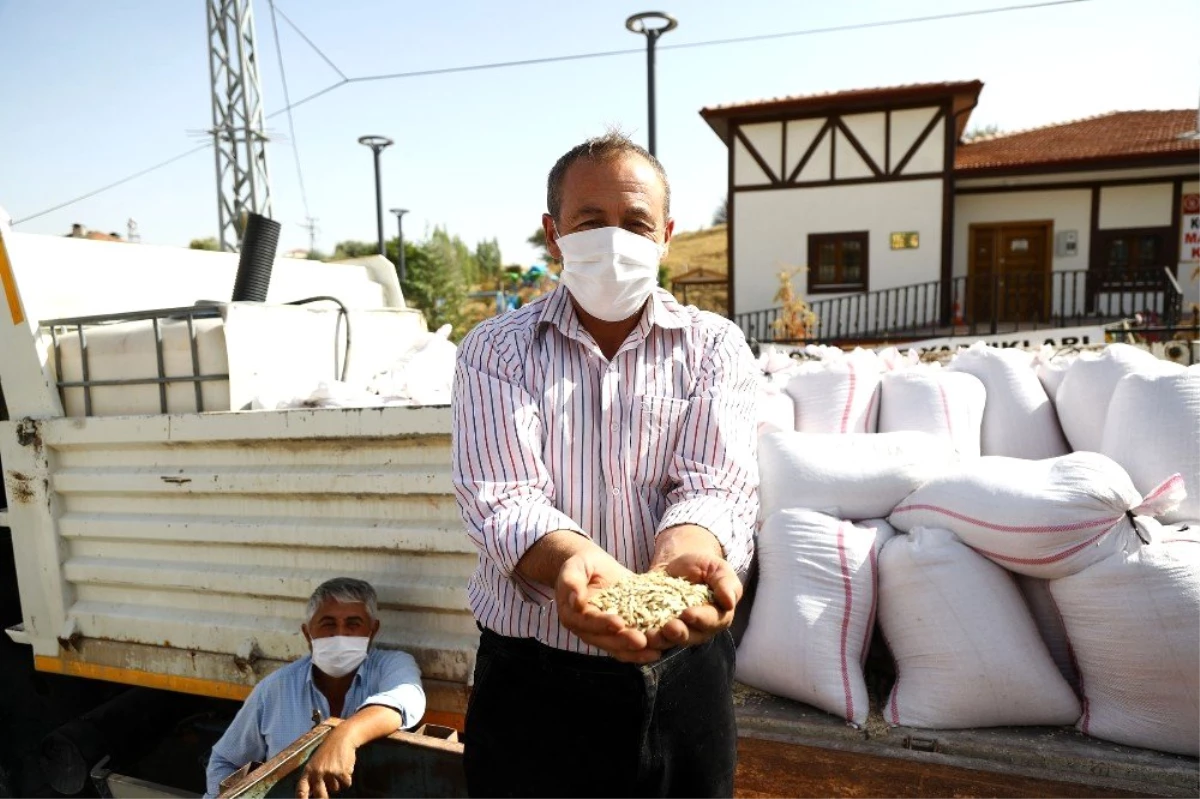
[1,406,476,696]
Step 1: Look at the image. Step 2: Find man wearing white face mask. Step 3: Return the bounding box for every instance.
[204,577,425,798]
[453,131,759,797]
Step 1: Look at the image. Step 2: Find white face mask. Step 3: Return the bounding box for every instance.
[555,226,665,322]
[310,635,369,678]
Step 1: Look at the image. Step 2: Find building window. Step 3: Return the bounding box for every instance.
[808,231,869,293]
[1094,228,1169,288]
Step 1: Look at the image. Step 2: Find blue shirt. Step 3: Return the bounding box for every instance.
[205,649,425,797]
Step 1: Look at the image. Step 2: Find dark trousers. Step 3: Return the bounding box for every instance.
[463,627,738,798]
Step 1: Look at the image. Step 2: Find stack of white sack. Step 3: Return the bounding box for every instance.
[1054,343,1175,452]
[736,511,894,727]
[1014,575,1079,691]
[878,369,987,459]
[946,342,1068,458]
[888,451,1184,579]
[758,431,958,521]
[785,348,883,433]
[1100,364,1200,523]
[367,324,457,406]
[879,527,1082,729]
[876,346,921,372]
[1031,344,1080,405]
[1049,519,1200,756]
[755,346,799,436]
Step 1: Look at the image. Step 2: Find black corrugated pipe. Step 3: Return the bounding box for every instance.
[231,213,281,302]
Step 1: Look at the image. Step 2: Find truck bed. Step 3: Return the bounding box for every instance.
[733,684,1200,798]
[1,406,474,724]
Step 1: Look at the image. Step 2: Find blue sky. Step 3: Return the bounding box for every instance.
[1,0,1196,266]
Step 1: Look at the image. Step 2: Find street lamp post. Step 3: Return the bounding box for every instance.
[390,208,409,282]
[625,12,677,157]
[357,135,394,259]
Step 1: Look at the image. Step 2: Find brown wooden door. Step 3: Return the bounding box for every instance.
[968,222,1052,325]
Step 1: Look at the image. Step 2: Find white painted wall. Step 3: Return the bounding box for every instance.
[890,107,945,175]
[842,112,887,171]
[785,118,825,178]
[1098,183,1174,229]
[734,110,930,188]
[741,122,784,182]
[734,136,772,186]
[733,179,943,314]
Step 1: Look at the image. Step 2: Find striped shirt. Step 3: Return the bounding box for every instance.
[451,286,759,655]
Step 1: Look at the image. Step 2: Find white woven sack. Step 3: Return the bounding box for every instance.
[759,431,957,521]
[1032,345,1078,405]
[879,527,1081,729]
[1101,365,1200,523]
[1049,521,1200,756]
[785,359,881,434]
[756,382,796,436]
[1054,343,1169,453]
[888,451,1186,579]
[946,342,1068,459]
[878,370,987,459]
[736,511,894,726]
[1015,575,1080,692]
[877,346,920,372]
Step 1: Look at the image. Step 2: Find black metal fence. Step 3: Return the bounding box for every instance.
[732,266,1188,345]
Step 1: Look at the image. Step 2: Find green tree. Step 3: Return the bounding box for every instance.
[963,123,1002,142]
[712,195,728,226]
[332,240,380,259]
[189,237,220,251]
[452,233,480,289]
[402,228,470,337]
[528,227,555,265]
[475,238,502,285]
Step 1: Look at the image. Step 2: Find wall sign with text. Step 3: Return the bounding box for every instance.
[890,232,919,250]
[1182,193,1199,264]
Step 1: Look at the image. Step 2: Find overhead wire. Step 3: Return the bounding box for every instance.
[12,143,212,225]
[350,0,1091,85]
[272,3,349,82]
[268,0,311,221]
[12,0,1093,226]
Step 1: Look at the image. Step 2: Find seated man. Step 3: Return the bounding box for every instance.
[205,577,425,798]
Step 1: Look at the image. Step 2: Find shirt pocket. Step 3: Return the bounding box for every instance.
[630,395,690,487]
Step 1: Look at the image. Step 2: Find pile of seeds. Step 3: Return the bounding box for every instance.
[589,570,713,632]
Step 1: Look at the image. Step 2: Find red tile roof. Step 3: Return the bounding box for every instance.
[700,81,984,141]
[955,110,1199,172]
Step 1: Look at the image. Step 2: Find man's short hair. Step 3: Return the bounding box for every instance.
[306,577,378,623]
[546,130,671,223]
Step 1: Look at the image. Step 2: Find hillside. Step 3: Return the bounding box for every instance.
[663,224,727,277]
[662,224,728,313]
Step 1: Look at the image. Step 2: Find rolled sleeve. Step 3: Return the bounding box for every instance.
[452,328,586,582]
[658,326,760,576]
[358,650,426,730]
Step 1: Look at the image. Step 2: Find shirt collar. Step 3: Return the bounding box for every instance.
[539,286,690,338]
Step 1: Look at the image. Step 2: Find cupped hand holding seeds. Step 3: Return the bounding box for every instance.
[555,544,660,664]
[641,526,744,650]
[589,570,715,633]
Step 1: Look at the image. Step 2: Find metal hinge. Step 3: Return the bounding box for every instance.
[903,736,940,753]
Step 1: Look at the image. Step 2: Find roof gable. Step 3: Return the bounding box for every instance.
[700,81,984,142]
